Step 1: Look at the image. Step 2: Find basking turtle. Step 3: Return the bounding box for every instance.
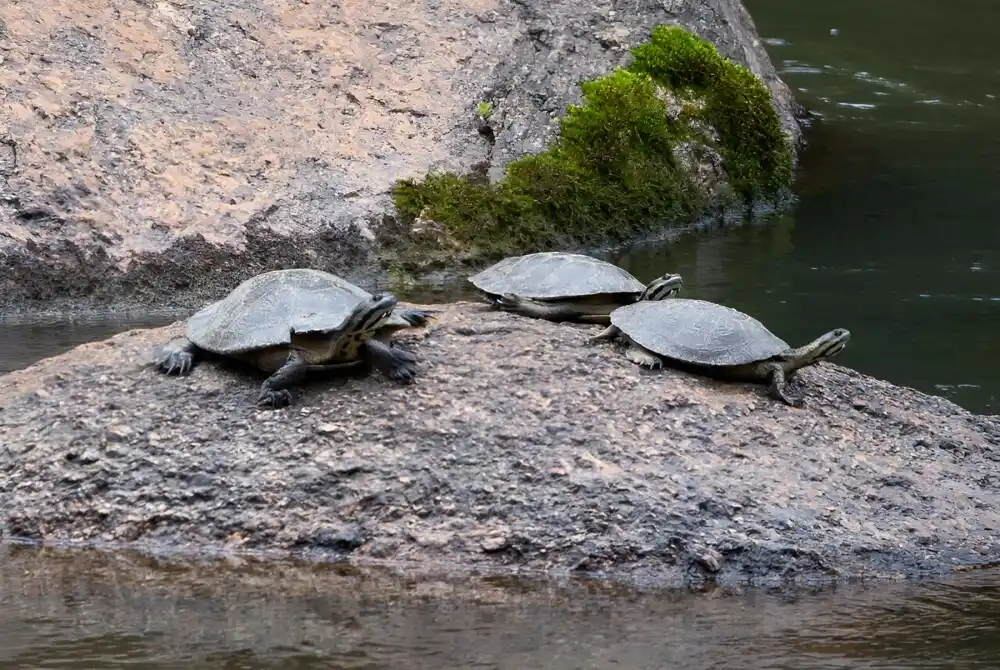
[468,251,683,324]
[154,268,434,408]
[592,298,850,406]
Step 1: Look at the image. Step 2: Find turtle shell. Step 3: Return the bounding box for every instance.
[609,298,791,367]
[468,252,646,300]
[186,269,374,355]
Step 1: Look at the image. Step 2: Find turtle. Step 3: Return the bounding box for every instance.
[591,298,850,407]
[153,268,434,408]
[467,251,683,324]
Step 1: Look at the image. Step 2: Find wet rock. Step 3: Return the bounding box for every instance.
[0,0,801,310]
[3,304,998,588]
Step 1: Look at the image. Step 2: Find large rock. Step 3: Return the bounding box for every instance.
[0,0,801,309]
[1,304,997,587]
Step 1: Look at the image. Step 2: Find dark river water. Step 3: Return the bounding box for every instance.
[3,1,1000,667]
[4,546,1000,670]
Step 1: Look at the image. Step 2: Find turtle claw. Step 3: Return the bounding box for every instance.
[257,388,293,409]
[154,339,197,376]
[364,339,419,384]
[780,391,805,408]
[388,343,418,363]
[156,352,194,376]
[385,364,418,384]
[624,344,662,370]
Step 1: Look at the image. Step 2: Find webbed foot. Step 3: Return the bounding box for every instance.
[773,388,804,408]
[154,337,199,375]
[257,388,294,408]
[624,343,662,370]
[256,350,309,409]
[365,339,419,384]
[766,365,804,407]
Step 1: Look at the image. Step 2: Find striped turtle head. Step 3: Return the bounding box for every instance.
[639,273,683,301]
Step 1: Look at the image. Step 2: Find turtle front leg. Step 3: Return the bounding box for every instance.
[764,363,804,407]
[624,342,663,370]
[258,350,309,408]
[154,337,200,376]
[494,293,597,323]
[364,338,419,383]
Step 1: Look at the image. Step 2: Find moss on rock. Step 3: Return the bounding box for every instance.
[386,25,793,272]
[629,25,793,197]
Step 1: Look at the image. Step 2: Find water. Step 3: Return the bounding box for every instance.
[2,546,1000,669]
[0,312,179,375]
[3,2,1000,664]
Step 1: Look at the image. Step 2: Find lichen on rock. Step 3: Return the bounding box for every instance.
[386,25,795,273]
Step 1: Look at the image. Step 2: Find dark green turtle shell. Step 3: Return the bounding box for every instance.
[468,252,646,299]
[186,269,374,355]
[609,298,791,367]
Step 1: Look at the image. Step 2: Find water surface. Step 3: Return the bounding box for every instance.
[3,547,1000,669]
[0,312,179,375]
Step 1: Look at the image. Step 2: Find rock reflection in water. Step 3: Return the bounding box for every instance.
[0,313,179,375]
[1,546,999,669]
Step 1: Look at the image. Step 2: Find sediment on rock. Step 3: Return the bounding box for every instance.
[1,304,998,588]
[0,0,801,309]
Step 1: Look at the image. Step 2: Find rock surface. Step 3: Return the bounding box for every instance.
[0,0,801,309]
[1,304,998,588]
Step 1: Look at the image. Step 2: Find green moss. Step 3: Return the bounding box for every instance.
[629,25,793,197]
[386,24,793,272]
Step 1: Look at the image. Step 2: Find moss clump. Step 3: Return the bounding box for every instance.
[392,69,698,262]
[387,25,793,270]
[629,25,792,197]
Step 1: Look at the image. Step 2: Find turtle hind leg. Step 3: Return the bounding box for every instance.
[588,324,620,344]
[257,350,309,408]
[764,363,804,407]
[364,339,418,383]
[154,337,201,376]
[494,293,589,323]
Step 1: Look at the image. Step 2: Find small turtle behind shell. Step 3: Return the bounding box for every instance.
[468,251,682,324]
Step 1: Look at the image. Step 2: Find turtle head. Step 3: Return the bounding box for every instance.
[788,328,851,369]
[814,328,851,359]
[640,273,683,301]
[344,292,399,337]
